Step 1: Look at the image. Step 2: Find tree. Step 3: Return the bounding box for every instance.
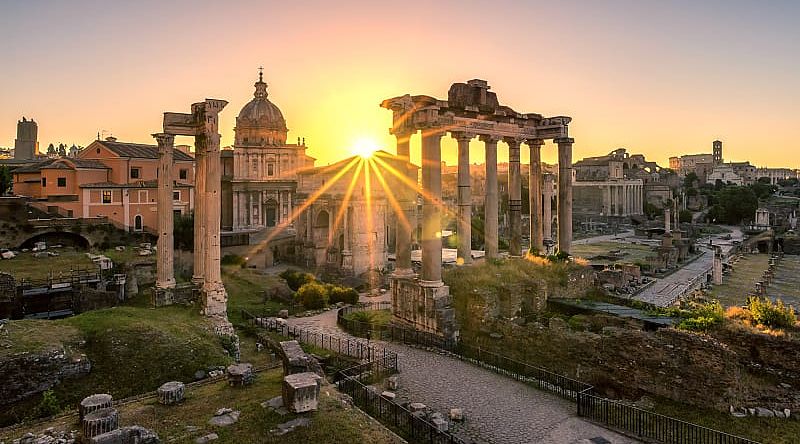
[0,165,11,195]
[679,209,693,223]
[47,143,56,156]
[684,172,699,189]
[713,186,758,224]
[173,213,194,251]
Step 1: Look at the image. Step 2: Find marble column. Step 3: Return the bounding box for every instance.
[506,138,522,256]
[481,135,500,258]
[527,139,544,253]
[232,191,239,230]
[556,138,574,254]
[154,133,176,290]
[201,99,228,316]
[393,132,414,276]
[453,132,473,264]
[543,174,554,241]
[192,131,207,285]
[421,129,444,283]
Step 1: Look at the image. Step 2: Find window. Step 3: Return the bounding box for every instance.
[267,163,274,176]
[102,190,112,204]
[173,191,180,201]
[252,159,258,172]
[138,190,148,203]
[134,214,143,231]
[179,169,188,180]
[41,177,46,187]
[130,168,140,179]
[57,177,66,187]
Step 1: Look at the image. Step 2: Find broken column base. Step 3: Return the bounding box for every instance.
[282,372,322,413]
[390,275,458,340]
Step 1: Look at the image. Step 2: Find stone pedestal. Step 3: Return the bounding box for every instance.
[282,372,321,413]
[226,363,255,386]
[157,381,185,405]
[390,275,457,340]
[79,394,113,421]
[82,408,119,439]
[88,426,159,444]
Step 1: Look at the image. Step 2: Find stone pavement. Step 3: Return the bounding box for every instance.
[288,299,639,444]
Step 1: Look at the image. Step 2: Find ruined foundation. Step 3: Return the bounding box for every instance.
[391,276,457,340]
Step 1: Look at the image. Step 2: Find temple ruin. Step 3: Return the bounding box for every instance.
[382,79,573,338]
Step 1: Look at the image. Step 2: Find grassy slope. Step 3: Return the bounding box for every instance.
[0,368,401,444]
[0,249,96,281]
[222,266,287,325]
[0,320,81,358]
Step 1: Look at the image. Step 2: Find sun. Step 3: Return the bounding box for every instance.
[351,137,379,159]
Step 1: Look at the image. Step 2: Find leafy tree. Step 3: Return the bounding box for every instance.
[47,143,56,156]
[708,186,758,224]
[173,213,194,251]
[750,182,776,200]
[684,172,699,189]
[295,282,329,309]
[748,297,797,329]
[679,209,693,223]
[279,269,315,291]
[0,165,12,195]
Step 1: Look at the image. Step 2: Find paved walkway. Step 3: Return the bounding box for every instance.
[633,226,744,307]
[288,299,639,444]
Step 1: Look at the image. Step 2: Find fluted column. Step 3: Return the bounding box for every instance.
[543,174,554,241]
[421,129,445,283]
[506,138,522,256]
[154,133,176,290]
[556,138,574,254]
[481,135,500,258]
[453,132,474,264]
[201,99,228,316]
[394,132,414,276]
[192,134,207,285]
[527,139,544,253]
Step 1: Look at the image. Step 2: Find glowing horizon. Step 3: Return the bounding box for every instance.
[1,1,799,170]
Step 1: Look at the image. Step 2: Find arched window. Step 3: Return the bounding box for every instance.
[134,214,143,232]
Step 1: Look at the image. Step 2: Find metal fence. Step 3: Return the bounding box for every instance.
[338,303,761,444]
[242,308,467,444]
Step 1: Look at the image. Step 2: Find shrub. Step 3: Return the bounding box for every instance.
[677,301,724,332]
[748,297,797,329]
[295,282,329,310]
[329,285,359,305]
[280,269,315,291]
[221,254,246,267]
[36,389,61,417]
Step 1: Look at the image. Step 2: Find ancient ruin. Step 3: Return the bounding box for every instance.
[382,79,573,337]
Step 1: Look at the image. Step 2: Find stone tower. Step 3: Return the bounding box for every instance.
[712,140,723,165]
[14,117,39,160]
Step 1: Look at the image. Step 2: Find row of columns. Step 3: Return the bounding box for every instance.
[392,130,573,284]
[231,190,292,229]
[603,183,643,216]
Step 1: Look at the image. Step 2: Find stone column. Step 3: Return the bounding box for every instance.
[201,99,228,317]
[453,132,473,264]
[421,129,444,283]
[192,132,207,285]
[506,138,522,256]
[543,174,554,241]
[393,132,414,276]
[481,135,500,258]
[154,133,176,290]
[527,139,544,253]
[556,138,574,254]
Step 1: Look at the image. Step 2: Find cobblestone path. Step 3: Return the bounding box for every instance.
[288,302,639,444]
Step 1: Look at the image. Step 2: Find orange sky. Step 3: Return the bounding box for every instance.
[2,1,799,169]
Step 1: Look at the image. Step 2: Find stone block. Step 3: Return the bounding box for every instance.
[89,425,159,444]
[208,409,240,427]
[195,433,218,444]
[278,309,289,318]
[157,381,185,405]
[408,402,426,413]
[82,408,119,439]
[226,363,254,386]
[381,391,396,401]
[79,394,113,421]
[279,340,323,376]
[386,376,399,391]
[282,372,321,413]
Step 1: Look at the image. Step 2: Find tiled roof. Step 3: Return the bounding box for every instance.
[11,160,54,173]
[98,140,195,162]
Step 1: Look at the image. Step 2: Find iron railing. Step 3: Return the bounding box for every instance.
[337,303,761,444]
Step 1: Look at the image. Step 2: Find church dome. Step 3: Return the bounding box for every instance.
[236,74,287,132]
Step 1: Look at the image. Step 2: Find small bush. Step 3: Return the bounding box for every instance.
[36,389,61,417]
[280,269,315,291]
[677,301,724,332]
[329,285,359,305]
[748,297,797,329]
[221,254,246,267]
[678,316,720,332]
[295,282,329,310]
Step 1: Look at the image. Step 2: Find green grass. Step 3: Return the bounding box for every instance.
[0,319,82,359]
[710,254,769,307]
[342,310,392,327]
[0,249,97,281]
[222,266,288,325]
[0,368,401,444]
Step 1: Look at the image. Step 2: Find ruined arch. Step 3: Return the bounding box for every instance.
[19,231,91,250]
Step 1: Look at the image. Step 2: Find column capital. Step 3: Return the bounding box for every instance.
[391,129,416,140]
[450,131,476,143]
[420,127,446,139]
[503,136,524,146]
[479,134,502,144]
[526,138,545,147]
[151,133,175,148]
[554,137,575,145]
